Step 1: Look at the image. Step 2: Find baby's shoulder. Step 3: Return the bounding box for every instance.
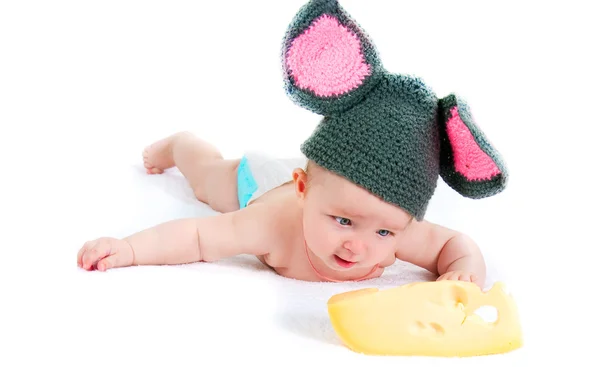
[258,189,300,223]
[240,193,302,268]
[245,190,301,238]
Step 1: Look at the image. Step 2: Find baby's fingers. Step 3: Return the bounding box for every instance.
[459,273,476,282]
[436,273,453,281]
[96,252,129,271]
[80,238,116,270]
[77,241,94,268]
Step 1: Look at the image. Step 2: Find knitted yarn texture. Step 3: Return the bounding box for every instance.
[281,0,508,220]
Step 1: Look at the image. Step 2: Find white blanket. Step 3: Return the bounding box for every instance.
[14,164,531,365]
[2,156,587,366]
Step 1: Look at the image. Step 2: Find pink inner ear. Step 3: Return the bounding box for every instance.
[285,14,371,97]
[446,106,501,181]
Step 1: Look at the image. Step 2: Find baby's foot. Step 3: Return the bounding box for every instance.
[142,133,180,174]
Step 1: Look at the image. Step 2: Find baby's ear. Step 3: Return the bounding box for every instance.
[437,94,508,199]
[282,0,384,116]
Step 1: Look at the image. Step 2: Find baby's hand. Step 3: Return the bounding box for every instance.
[77,237,134,271]
[437,270,478,284]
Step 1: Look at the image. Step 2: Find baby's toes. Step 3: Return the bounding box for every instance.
[142,151,162,173]
[147,167,164,174]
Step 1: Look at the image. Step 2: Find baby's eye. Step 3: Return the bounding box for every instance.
[335,217,351,226]
[377,229,390,237]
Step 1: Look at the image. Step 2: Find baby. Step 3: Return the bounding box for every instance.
[76,0,508,288]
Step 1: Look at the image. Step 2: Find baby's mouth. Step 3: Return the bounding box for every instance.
[334,254,356,269]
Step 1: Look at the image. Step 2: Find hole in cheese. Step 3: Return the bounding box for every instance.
[429,322,445,335]
[445,284,469,308]
[474,305,498,323]
[411,321,446,337]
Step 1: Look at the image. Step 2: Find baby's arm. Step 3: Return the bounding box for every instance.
[394,220,486,288]
[77,203,273,271]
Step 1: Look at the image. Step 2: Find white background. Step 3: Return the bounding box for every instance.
[1,0,598,365]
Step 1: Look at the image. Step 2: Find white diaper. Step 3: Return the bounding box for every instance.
[236,151,308,208]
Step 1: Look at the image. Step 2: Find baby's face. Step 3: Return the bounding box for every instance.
[293,163,413,272]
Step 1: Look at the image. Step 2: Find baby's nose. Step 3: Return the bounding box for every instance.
[342,239,366,255]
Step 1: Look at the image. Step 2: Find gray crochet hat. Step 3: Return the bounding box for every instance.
[281,0,508,221]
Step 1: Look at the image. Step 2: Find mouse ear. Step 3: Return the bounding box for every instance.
[282,0,384,116]
[437,94,508,199]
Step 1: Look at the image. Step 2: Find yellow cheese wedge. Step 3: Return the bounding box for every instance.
[327,280,522,357]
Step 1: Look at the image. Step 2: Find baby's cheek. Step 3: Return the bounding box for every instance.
[317,228,340,253]
[305,219,328,244]
[372,243,395,260]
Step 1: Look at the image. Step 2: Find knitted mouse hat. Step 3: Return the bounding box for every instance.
[281,0,508,221]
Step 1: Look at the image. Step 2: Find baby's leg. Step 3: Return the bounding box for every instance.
[143,132,240,213]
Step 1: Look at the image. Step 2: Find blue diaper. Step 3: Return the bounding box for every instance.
[237,156,258,209]
[236,152,308,209]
